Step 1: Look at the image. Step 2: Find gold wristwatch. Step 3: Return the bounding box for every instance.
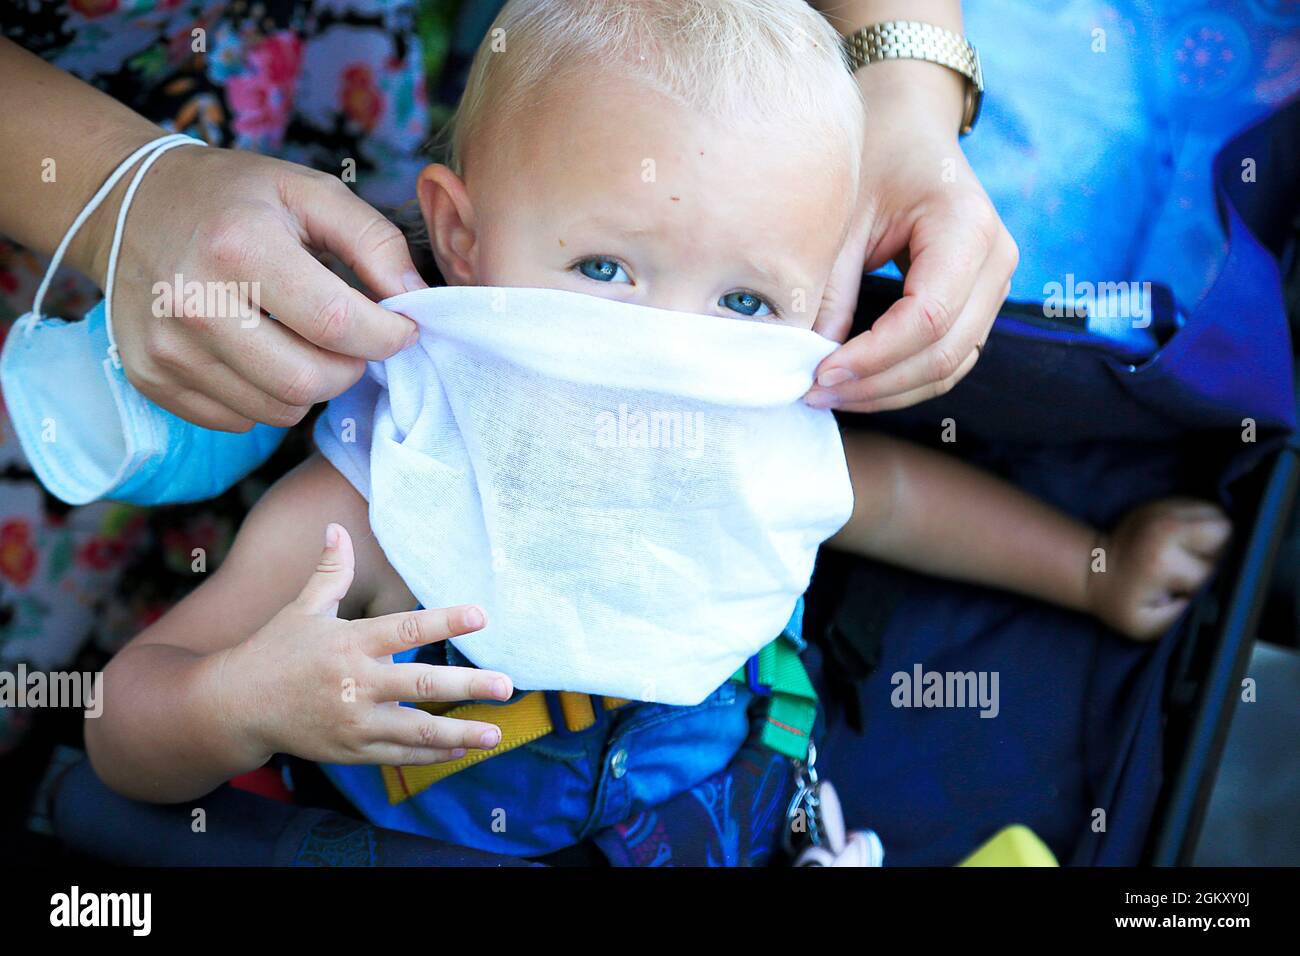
[843,20,984,136]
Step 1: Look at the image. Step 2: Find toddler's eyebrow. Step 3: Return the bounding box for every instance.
[740,257,801,297]
[561,214,655,238]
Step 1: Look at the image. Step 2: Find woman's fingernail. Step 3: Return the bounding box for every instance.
[463,606,485,630]
[403,325,420,348]
[450,748,467,759]
[324,523,340,548]
[402,270,427,292]
[817,367,855,388]
[804,389,839,409]
[479,727,501,749]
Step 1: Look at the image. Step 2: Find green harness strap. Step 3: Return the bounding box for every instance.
[729,638,818,761]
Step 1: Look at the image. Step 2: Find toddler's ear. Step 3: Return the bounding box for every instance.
[418,163,478,285]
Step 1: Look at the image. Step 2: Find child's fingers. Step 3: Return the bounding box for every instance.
[294,523,355,616]
[372,663,513,705]
[371,707,503,753]
[1178,514,1232,558]
[1157,544,1213,596]
[1131,597,1191,641]
[357,604,487,658]
[358,743,467,767]
[1164,498,1226,519]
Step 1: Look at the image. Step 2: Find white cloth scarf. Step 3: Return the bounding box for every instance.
[315,287,853,705]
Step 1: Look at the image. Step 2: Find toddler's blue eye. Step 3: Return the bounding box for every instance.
[576,258,631,283]
[720,290,773,317]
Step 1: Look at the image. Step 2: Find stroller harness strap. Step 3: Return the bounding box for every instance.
[381,691,633,804]
[380,637,818,805]
[745,637,819,761]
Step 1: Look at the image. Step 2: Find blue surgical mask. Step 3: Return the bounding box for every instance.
[2,301,285,505]
[0,133,285,506]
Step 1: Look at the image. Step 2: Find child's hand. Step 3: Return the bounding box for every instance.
[1086,498,1232,641]
[222,523,511,767]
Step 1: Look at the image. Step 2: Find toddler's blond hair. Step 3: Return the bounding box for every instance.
[447,0,865,186]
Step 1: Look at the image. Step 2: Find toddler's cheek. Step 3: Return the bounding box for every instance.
[788,310,819,332]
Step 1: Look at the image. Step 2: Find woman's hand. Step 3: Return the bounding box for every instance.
[86,144,427,432]
[807,60,1018,413]
[222,523,510,768]
[0,40,425,432]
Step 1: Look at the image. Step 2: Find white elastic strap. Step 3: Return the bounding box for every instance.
[28,132,203,333]
[102,136,205,368]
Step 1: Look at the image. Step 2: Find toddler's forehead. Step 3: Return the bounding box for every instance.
[484,70,853,192]
[464,71,856,277]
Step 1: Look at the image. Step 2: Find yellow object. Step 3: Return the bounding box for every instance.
[958,825,1059,867]
[381,691,631,804]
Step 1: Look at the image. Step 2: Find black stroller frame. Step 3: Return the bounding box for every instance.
[1147,212,1300,866]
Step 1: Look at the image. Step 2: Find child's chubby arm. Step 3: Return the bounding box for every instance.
[830,430,1233,640]
[85,454,511,803]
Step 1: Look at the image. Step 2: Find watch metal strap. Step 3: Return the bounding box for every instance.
[843,20,984,136]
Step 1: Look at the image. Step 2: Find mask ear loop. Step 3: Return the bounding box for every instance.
[26,133,204,348]
[101,136,206,369]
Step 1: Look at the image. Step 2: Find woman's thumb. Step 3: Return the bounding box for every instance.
[295,523,356,616]
[813,224,871,344]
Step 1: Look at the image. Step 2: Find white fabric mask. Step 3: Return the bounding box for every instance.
[315,286,853,705]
